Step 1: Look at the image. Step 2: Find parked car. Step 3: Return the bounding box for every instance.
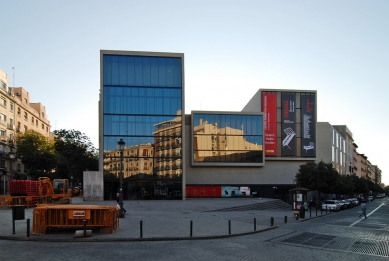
[349,198,359,206]
[321,200,341,211]
[345,199,355,208]
[337,199,347,210]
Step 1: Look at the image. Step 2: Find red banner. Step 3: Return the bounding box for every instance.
[186,186,221,197]
[262,93,277,156]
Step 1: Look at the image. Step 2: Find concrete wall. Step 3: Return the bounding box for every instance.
[316,122,333,163]
[83,171,104,201]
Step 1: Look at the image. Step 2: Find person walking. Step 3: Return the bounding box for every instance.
[359,200,367,218]
[116,192,127,213]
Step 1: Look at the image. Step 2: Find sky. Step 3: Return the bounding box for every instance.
[1,1,388,184]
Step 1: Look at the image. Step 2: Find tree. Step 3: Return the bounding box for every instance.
[53,129,98,183]
[15,130,57,179]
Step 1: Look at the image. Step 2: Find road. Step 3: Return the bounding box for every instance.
[1,197,388,261]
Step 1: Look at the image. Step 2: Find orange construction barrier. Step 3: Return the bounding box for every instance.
[32,205,119,235]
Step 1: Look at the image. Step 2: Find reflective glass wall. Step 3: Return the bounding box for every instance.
[101,51,184,200]
[191,112,264,166]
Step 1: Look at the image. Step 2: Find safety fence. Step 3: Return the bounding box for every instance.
[32,205,119,235]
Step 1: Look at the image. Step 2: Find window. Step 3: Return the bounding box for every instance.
[17,107,20,115]
[31,117,34,124]
[0,113,6,124]
[41,123,44,130]
[36,119,38,126]
[42,112,45,118]
[24,125,28,131]
[1,97,6,108]
[0,129,5,137]
[24,112,27,120]
[0,81,6,90]
[10,103,13,112]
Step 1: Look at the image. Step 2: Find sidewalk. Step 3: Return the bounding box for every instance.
[0,197,304,242]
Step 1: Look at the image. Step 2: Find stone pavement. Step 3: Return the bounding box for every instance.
[0,197,306,241]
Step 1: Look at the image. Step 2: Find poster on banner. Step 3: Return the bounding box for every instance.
[222,186,241,197]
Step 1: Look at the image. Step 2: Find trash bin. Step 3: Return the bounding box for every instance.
[299,206,305,219]
[12,205,25,220]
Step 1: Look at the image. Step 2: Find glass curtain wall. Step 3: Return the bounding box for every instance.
[102,53,183,200]
[192,112,264,166]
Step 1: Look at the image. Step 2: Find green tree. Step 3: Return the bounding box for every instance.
[53,129,98,183]
[15,130,57,179]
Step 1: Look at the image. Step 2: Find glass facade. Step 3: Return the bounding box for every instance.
[191,112,264,166]
[101,52,183,200]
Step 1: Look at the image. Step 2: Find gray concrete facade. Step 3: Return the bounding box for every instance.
[83,171,104,201]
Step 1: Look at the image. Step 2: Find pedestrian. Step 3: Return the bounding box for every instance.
[116,192,127,213]
[359,200,367,218]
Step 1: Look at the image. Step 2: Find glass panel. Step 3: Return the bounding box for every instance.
[193,113,263,163]
[103,54,183,181]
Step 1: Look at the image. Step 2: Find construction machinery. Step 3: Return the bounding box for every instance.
[0,177,72,208]
[37,177,72,204]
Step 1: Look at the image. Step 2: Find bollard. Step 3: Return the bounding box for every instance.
[284,216,287,224]
[190,220,193,237]
[296,214,299,220]
[27,219,30,237]
[310,207,312,218]
[83,219,87,238]
[254,218,256,231]
[316,207,318,217]
[140,221,143,238]
[270,217,274,226]
[228,220,231,234]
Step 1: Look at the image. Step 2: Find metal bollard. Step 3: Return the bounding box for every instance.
[254,218,256,231]
[83,219,87,238]
[284,216,287,223]
[316,207,318,217]
[296,214,299,220]
[270,217,274,226]
[228,220,231,234]
[27,219,30,237]
[310,207,312,218]
[140,220,143,238]
[190,220,193,237]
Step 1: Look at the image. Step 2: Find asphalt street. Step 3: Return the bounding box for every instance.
[0,197,388,261]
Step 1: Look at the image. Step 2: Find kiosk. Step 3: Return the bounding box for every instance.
[289,187,309,218]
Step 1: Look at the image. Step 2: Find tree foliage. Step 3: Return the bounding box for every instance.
[53,129,98,181]
[295,161,383,197]
[15,129,98,182]
[15,130,57,179]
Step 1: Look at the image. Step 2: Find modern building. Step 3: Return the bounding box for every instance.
[0,69,51,191]
[99,50,185,200]
[99,51,382,200]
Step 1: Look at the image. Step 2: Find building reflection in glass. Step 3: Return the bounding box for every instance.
[192,113,263,164]
[101,51,183,199]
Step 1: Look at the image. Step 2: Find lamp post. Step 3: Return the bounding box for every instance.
[8,149,15,196]
[117,139,125,218]
[70,175,74,198]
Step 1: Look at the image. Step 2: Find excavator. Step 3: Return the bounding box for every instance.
[37,177,72,204]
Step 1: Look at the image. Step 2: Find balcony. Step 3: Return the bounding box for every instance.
[7,123,15,130]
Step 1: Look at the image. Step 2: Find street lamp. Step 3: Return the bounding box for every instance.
[70,175,74,198]
[117,139,125,218]
[7,149,15,196]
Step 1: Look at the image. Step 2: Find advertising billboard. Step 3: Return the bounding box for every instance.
[262,93,277,156]
[301,94,316,157]
[281,93,296,156]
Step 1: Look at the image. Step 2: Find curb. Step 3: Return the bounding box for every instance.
[0,226,279,242]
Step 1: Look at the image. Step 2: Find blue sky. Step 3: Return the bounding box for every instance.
[1,1,388,184]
